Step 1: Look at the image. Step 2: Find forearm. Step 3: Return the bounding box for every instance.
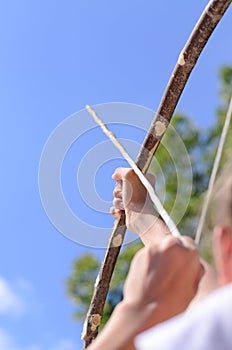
[87,302,137,350]
[131,212,168,246]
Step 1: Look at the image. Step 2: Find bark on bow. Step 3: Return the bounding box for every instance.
[82,1,232,347]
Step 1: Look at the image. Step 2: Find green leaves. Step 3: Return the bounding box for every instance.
[66,254,99,321]
[66,242,143,327]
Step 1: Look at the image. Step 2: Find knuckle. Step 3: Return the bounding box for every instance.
[161,236,199,265]
[113,198,119,206]
[113,198,124,210]
[110,207,118,217]
[113,187,121,197]
[161,236,182,251]
[112,168,120,179]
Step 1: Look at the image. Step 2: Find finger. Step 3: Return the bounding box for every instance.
[113,198,125,210]
[110,206,122,217]
[160,235,183,250]
[112,167,131,181]
[113,180,122,196]
[113,187,122,199]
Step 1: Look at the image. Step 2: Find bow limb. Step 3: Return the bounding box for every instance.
[82,1,232,347]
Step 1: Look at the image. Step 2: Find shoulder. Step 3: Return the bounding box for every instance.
[135,284,232,350]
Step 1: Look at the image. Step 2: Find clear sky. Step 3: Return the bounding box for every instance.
[1,1,232,349]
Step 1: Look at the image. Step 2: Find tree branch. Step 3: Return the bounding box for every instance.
[82,0,232,347]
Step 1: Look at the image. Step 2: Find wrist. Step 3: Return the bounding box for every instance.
[91,301,158,349]
[128,211,169,246]
[117,300,162,335]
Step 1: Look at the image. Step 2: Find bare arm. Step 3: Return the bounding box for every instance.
[88,236,204,350]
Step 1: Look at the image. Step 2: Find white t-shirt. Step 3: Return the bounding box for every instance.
[135,283,232,350]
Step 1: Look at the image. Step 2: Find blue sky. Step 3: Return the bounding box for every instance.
[1,1,232,349]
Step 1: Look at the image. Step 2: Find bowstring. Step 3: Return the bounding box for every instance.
[195,96,232,245]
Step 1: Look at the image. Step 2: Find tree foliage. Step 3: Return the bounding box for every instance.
[66,66,232,327]
[67,242,143,328]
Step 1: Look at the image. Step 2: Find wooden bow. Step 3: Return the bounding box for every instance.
[82,0,232,347]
